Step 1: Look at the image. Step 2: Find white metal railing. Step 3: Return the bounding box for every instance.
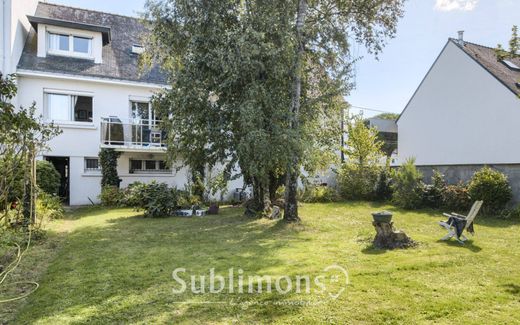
[100,117,166,149]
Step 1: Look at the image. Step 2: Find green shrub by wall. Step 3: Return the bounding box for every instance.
[468,167,512,215]
[36,160,61,195]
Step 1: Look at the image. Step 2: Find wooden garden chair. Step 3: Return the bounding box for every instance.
[438,200,483,244]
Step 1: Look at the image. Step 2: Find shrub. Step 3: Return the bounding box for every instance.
[500,205,520,220]
[177,191,202,208]
[337,163,379,200]
[300,185,339,203]
[421,170,446,208]
[99,148,121,187]
[441,182,472,212]
[36,191,64,220]
[392,158,423,209]
[99,186,123,207]
[374,167,393,201]
[36,160,61,195]
[468,167,512,215]
[123,181,179,217]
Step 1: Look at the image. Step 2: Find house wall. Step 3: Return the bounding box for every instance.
[1,0,38,75]
[398,41,520,166]
[17,74,244,205]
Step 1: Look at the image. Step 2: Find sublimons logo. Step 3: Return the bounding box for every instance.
[172,264,349,300]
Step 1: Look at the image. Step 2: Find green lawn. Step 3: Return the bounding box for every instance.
[2,202,520,324]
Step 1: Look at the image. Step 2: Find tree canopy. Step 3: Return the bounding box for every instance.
[143,0,405,220]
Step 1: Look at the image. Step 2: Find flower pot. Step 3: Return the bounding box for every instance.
[372,211,393,223]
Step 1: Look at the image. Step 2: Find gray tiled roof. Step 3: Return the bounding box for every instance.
[18,2,168,85]
[453,39,520,96]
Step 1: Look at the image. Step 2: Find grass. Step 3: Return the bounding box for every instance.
[2,202,520,324]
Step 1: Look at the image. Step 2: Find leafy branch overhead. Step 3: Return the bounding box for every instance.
[142,0,405,220]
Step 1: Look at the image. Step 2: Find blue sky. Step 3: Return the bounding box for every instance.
[52,0,519,116]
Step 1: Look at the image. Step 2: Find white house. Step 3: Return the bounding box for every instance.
[4,1,244,205]
[397,32,520,200]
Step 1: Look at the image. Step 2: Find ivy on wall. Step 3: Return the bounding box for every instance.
[99,148,121,188]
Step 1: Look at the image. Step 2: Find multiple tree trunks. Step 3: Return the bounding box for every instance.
[372,221,416,249]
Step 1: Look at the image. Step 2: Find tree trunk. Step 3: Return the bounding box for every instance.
[245,177,272,217]
[284,0,307,223]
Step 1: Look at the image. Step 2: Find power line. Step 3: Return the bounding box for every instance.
[349,105,400,114]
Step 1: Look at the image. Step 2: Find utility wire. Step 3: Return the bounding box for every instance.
[348,105,400,114]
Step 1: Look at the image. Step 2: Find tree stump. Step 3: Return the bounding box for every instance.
[372,221,416,249]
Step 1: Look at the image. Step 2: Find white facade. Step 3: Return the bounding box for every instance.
[15,72,245,205]
[8,3,245,205]
[397,40,520,166]
[1,0,38,75]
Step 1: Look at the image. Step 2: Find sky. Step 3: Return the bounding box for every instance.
[50,0,520,117]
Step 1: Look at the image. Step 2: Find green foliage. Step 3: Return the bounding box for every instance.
[36,160,61,195]
[421,170,446,208]
[441,183,472,213]
[496,25,519,60]
[36,192,64,220]
[99,148,121,188]
[344,114,384,166]
[372,113,400,120]
[123,181,179,217]
[143,0,405,219]
[99,186,123,207]
[338,113,385,201]
[205,171,229,202]
[374,166,393,201]
[1,73,60,227]
[392,158,423,209]
[338,163,380,200]
[468,167,512,215]
[299,185,339,203]
[500,205,520,220]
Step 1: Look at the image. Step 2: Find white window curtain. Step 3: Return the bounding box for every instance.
[47,94,71,121]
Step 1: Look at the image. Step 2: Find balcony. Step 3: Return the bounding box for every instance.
[100,117,167,152]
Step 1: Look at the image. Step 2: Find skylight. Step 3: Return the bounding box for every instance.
[131,44,145,55]
[501,59,520,71]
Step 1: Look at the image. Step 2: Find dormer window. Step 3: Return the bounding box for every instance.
[47,32,93,58]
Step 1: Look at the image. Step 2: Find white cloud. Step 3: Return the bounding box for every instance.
[434,0,478,11]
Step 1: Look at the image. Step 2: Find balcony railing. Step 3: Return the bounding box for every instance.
[100,117,167,150]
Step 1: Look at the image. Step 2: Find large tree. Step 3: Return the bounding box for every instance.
[282,0,405,221]
[143,0,405,221]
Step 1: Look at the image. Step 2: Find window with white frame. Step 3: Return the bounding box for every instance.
[131,101,160,127]
[129,159,170,174]
[48,32,92,57]
[84,157,100,172]
[46,92,93,122]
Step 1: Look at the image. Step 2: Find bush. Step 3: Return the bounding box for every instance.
[36,191,64,220]
[300,185,339,203]
[36,160,61,195]
[421,170,446,208]
[123,181,179,217]
[99,186,123,207]
[337,163,379,200]
[392,158,423,209]
[441,182,472,212]
[99,148,121,187]
[500,205,520,220]
[374,167,393,201]
[468,167,512,215]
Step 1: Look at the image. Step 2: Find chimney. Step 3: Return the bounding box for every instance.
[457,31,464,45]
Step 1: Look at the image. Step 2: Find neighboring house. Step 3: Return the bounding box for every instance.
[1,0,39,80]
[7,2,243,205]
[397,32,520,201]
[365,117,398,163]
